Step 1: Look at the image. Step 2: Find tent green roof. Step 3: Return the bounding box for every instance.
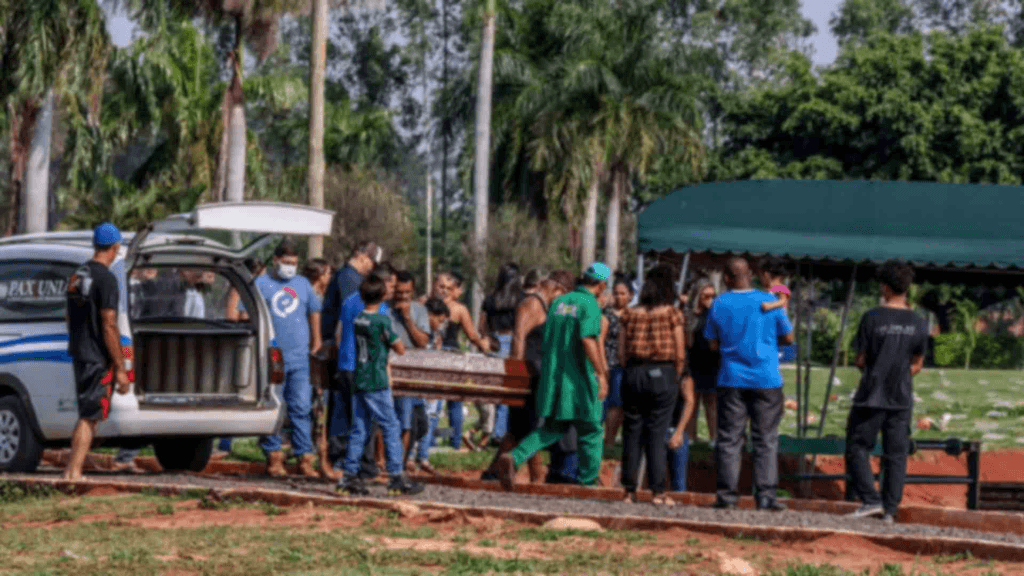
[638,180,1024,272]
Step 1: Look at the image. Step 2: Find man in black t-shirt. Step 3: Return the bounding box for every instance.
[63,223,129,481]
[846,260,928,523]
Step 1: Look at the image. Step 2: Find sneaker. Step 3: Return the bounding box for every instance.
[881,513,895,524]
[757,499,787,512]
[712,500,737,510]
[335,477,369,496]
[848,504,884,518]
[387,476,425,496]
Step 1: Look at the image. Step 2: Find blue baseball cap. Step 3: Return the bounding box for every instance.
[93,222,122,247]
[583,262,611,282]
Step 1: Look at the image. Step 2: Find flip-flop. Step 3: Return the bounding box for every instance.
[652,495,676,507]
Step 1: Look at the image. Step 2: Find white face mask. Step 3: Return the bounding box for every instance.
[277,263,297,280]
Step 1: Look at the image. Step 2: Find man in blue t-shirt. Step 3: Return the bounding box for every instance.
[256,240,323,478]
[328,263,395,477]
[704,257,794,511]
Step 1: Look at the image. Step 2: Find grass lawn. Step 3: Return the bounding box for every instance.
[773,366,1024,450]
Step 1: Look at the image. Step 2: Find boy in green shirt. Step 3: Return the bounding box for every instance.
[336,276,424,496]
[496,263,611,489]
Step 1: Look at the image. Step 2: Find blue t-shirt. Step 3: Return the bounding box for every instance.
[704,290,793,390]
[337,292,390,372]
[256,274,322,370]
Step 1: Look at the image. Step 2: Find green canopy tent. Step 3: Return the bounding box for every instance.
[637,179,1024,439]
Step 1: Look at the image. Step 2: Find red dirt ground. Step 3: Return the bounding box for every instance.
[6,492,1022,574]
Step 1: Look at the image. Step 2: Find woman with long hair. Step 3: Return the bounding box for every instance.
[475,263,521,446]
[601,277,633,449]
[686,279,721,446]
[618,265,693,506]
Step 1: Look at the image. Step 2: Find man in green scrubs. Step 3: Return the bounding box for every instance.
[497,263,610,489]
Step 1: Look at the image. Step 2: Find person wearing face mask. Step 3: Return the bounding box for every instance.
[255,240,324,478]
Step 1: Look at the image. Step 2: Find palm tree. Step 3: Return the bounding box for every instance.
[0,0,110,235]
[471,0,497,323]
[118,0,291,204]
[535,0,704,271]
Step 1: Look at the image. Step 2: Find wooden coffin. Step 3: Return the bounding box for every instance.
[389,349,531,407]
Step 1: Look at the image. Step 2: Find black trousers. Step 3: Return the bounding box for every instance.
[845,406,911,514]
[621,362,679,495]
[715,387,784,505]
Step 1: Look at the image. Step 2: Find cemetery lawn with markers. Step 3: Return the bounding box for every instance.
[777,366,1024,450]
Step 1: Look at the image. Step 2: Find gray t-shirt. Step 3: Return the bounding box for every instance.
[390,301,430,348]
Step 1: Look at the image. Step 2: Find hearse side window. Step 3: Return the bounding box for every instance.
[0,261,77,322]
[129,266,252,323]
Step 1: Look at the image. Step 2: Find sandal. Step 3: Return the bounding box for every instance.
[652,494,676,507]
[622,492,637,504]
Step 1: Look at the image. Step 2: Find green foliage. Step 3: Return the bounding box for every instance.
[712,27,1024,185]
[0,481,57,503]
[953,299,980,369]
[933,333,1024,369]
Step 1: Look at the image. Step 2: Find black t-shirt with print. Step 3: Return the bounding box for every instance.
[853,307,928,410]
[67,260,119,367]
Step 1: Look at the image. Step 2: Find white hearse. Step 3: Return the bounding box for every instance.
[0,202,333,473]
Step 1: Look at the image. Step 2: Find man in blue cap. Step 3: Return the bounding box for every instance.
[64,223,129,481]
[496,263,610,489]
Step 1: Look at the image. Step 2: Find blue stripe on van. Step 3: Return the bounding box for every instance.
[0,350,72,364]
[0,334,69,348]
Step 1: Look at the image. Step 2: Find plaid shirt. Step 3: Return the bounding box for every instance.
[621,305,685,363]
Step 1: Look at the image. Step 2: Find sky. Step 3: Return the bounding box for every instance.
[105,1,844,65]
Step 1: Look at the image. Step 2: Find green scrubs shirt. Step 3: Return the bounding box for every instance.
[535,286,602,423]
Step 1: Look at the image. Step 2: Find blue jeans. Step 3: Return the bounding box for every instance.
[260,367,313,456]
[343,389,404,477]
[603,367,624,416]
[667,429,690,492]
[394,396,414,431]
[491,334,513,440]
[448,401,464,449]
[418,399,443,461]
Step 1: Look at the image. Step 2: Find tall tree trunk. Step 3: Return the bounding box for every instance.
[471,0,496,326]
[307,0,328,258]
[582,166,600,269]
[439,0,451,264]
[604,166,623,276]
[6,100,39,237]
[426,175,433,288]
[224,18,246,206]
[23,90,54,234]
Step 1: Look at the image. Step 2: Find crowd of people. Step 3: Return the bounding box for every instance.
[62,223,928,522]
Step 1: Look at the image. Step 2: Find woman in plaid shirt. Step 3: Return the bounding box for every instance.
[618,266,693,506]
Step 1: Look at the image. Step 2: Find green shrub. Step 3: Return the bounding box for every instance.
[933,333,1024,369]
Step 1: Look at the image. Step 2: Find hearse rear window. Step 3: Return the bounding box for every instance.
[0,261,77,321]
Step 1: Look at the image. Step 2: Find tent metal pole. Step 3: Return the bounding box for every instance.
[794,264,803,438]
[803,266,814,435]
[637,253,645,287]
[817,263,857,438]
[678,251,690,293]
